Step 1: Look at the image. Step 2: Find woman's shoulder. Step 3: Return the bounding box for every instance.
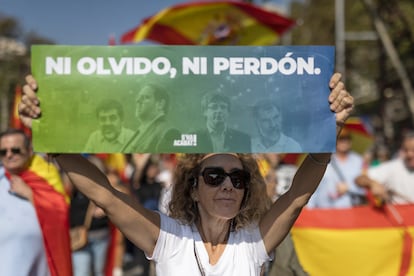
[159,212,193,234]
[233,223,262,241]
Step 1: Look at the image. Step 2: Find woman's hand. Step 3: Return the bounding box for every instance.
[328,73,354,131]
[18,75,41,129]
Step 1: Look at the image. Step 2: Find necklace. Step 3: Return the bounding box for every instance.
[194,240,206,276]
[193,222,231,275]
[198,223,230,245]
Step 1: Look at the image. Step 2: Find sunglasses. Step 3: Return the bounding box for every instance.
[200,167,250,189]
[0,147,23,157]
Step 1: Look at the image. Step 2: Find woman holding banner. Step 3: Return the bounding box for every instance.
[19,73,353,275]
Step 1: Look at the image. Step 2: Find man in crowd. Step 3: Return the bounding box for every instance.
[0,128,72,276]
[84,98,134,152]
[307,128,365,208]
[356,131,414,204]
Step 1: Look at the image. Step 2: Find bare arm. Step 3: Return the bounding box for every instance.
[56,154,160,255]
[355,174,388,201]
[260,73,354,253]
[19,76,160,256]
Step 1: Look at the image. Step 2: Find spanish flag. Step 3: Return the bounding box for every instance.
[9,84,31,137]
[105,224,124,276]
[94,153,130,184]
[6,155,72,276]
[121,0,295,45]
[342,116,373,155]
[292,205,414,276]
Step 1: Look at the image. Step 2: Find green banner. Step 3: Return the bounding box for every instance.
[31,45,336,154]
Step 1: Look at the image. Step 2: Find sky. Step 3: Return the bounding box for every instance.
[1,0,291,45]
[1,0,186,45]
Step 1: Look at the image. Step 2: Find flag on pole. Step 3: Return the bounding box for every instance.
[121,0,295,45]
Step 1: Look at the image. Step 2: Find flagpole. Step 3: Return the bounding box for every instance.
[335,0,345,80]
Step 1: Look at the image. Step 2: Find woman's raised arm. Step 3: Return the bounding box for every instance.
[259,73,354,253]
[19,75,160,256]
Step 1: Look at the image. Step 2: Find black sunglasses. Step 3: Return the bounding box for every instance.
[0,147,23,157]
[200,167,250,190]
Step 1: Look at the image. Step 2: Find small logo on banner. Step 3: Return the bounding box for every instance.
[174,134,197,146]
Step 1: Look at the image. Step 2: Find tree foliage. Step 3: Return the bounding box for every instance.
[290,0,414,147]
[0,14,54,130]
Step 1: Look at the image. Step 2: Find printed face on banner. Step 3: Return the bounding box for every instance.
[204,101,229,130]
[256,105,282,139]
[98,109,123,142]
[136,87,157,120]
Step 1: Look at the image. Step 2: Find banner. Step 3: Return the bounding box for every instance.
[31,45,336,154]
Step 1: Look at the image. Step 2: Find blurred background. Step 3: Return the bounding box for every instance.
[1,0,414,152]
[2,1,414,275]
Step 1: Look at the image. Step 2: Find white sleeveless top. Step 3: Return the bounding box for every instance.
[150,212,270,275]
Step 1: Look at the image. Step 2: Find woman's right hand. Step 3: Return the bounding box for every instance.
[19,75,41,129]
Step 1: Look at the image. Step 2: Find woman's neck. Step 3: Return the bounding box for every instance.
[197,220,231,265]
[197,220,230,246]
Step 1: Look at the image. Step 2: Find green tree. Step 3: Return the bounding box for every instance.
[289,0,414,150]
[0,14,54,131]
[0,16,27,131]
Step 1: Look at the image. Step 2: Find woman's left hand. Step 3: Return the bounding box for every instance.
[328,73,354,128]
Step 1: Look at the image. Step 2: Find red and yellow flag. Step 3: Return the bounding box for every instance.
[292,205,414,276]
[6,155,72,276]
[9,84,31,137]
[121,0,295,45]
[343,116,373,155]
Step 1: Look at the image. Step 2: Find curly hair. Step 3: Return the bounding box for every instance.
[168,154,271,230]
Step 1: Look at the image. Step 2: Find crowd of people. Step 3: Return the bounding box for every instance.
[308,128,414,209]
[3,72,349,276]
[3,128,412,276]
[0,129,313,276]
[3,68,413,276]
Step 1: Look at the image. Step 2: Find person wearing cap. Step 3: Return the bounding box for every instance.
[19,72,353,275]
[307,128,366,208]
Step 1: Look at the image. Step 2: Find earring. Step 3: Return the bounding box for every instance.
[192,193,198,201]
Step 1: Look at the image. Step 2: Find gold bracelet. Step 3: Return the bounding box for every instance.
[308,154,330,165]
